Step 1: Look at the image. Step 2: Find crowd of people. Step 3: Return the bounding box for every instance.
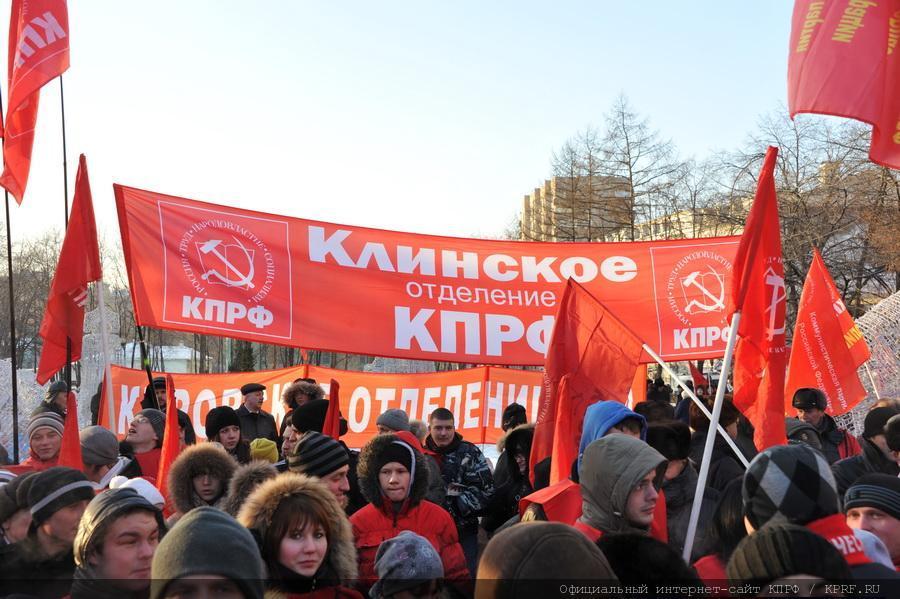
[0,376,899,598]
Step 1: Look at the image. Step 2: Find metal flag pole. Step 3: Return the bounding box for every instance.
[863,363,881,400]
[59,76,72,394]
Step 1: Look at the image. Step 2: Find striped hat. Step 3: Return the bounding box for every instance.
[27,467,94,526]
[288,431,349,478]
[27,412,64,441]
[844,473,900,521]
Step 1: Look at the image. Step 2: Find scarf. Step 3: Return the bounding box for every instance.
[806,513,871,567]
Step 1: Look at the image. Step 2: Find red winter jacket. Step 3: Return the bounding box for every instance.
[7,450,58,474]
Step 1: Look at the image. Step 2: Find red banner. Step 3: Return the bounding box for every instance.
[788,0,900,169]
[115,185,739,365]
[99,364,542,449]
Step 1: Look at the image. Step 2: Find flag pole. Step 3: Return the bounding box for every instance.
[682,310,742,562]
[863,363,881,400]
[96,278,116,433]
[641,343,749,468]
[59,76,72,394]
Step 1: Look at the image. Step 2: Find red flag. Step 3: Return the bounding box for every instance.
[0,0,70,202]
[725,147,787,451]
[688,362,710,389]
[156,374,181,514]
[530,279,644,485]
[787,0,900,169]
[323,379,341,440]
[35,155,101,384]
[56,391,81,469]
[785,249,870,415]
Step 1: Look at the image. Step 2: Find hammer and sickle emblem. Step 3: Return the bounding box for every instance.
[198,236,256,289]
[764,267,786,340]
[682,267,725,314]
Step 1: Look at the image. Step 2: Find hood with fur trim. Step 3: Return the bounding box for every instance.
[237,473,358,584]
[222,460,278,516]
[496,422,535,453]
[168,443,238,515]
[357,433,429,507]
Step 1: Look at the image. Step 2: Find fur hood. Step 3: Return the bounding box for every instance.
[496,422,535,453]
[222,460,278,516]
[357,433,429,506]
[237,473,358,584]
[168,443,238,515]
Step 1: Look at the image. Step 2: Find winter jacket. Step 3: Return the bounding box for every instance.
[339,440,366,516]
[116,443,162,485]
[8,449,58,474]
[236,405,278,443]
[0,534,76,597]
[813,413,861,465]
[221,459,278,516]
[237,473,360,597]
[425,432,494,537]
[688,430,744,493]
[350,434,469,586]
[483,424,534,533]
[832,438,900,497]
[660,461,718,561]
[168,443,238,520]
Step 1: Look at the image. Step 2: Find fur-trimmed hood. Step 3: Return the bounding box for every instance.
[357,433,429,507]
[222,460,278,516]
[168,443,238,515]
[496,422,535,453]
[237,473,358,585]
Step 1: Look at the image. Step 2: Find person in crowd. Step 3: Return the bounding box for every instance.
[726,523,853,587]
[250,438,278,463]
[688,398,745,493]
[483,423,534,534]
[692,478,747,582]
[646,420,718,559]
[832,405,900,495]
[288,431,352,510]
[14,412,64,472]
[409,419,428,445]
[393,429,445,506]
[238,472,362,598]
[792,387,860,464]
[0,472,35,545]
[0,467,95,597]
[785,417,824,451]
[370,531,445,599]
[575,434,666,541]
[279,380,325,442]
[206,405,252,464]
[424,407,494,576]
[277,422,302,472]
[32,380,68,417]
[221,459,278,517]
[109,475,166,510]
[844,473,900,570]
[150,506,265,599]
[168,443,238,522]
[596,534,701,585]
[71,487,167,599]
[476,521,617,599]
[634,400,676,423]
[120,408,165,484]
[141,376,196,445]
[80,425,131,488]
[376,408,410,434]
[237,382,279,443]
[350,433,469,586]
[887,413,900,458]
[491,404,528,491]
[742,443,898,579]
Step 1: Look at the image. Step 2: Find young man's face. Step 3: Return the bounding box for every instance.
[320,465,351,508]
[243,391,264,412]
[41,500,91,546]
[846,506,900,563]
[217,425,241,450]
[31,428,62,460]
[428,418,455,448]
[126,415,158,448]
[624,470,659,528]
[90,510,161,590]
[2,509,31,543]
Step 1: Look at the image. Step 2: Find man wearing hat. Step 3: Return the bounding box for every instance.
[0,472,35,545]
[235,382,278,444]
[792,387,861,464]
[32,380,69,418]
[141,376,196,445]
[120,408,166,485]
[0,467,95,596]
[845,473,900,571]
[288,431,352,509]
[12,412,65,473]
[80,425,132,488]
[832,405,900,496]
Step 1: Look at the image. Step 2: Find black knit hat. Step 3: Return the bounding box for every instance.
[377,441,414,473]
[291,399,328,433]
[862,406,899,439]
[844,473,900,521]
[240,382,265,395]
[886,414,900,452]
[791,388,827,410]
[27,467,95,526]
[646,421,691,461]
[205,406,241,440]
[287,431,349,478]
[726,523,852,585]
[502,403,527,431]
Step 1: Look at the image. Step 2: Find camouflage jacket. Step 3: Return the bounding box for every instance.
[426,432,495,535]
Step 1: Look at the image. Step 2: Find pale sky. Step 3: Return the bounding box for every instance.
[4,1,793,249]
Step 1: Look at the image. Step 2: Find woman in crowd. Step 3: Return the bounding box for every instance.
[168,443,237,523]
[205,406,252,464]
[483,423,534,534]
[238,472,361,598]
[692,478,747,583]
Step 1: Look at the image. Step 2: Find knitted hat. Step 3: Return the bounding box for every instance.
[151,506,264,599]
[27,412,64,441]
[205,405,241,440]
[791,387,827,410]
[862,406,899,439]
[377,440,414,473]
[47,380,69,398]
[249,438,278,463]
[26,467,95,526]
[135,408,166,443]
[376,408,410,432]
[501,403,527,431]
[726,523,852,585]
[291,399,329,433]
[79,425,120,466]
[370,531,444,598]
[74,487,166,568]
[743,443,839,530]
[0,472,34,522]
[886,414,900,452]
[646,421,691,461]
[843,473,900,521]
[109,475,166,508]
[287,431,349,477]
[240,382,265,395]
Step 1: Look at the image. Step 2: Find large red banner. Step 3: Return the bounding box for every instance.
[99,364,543,449]
[115,185,739,365]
